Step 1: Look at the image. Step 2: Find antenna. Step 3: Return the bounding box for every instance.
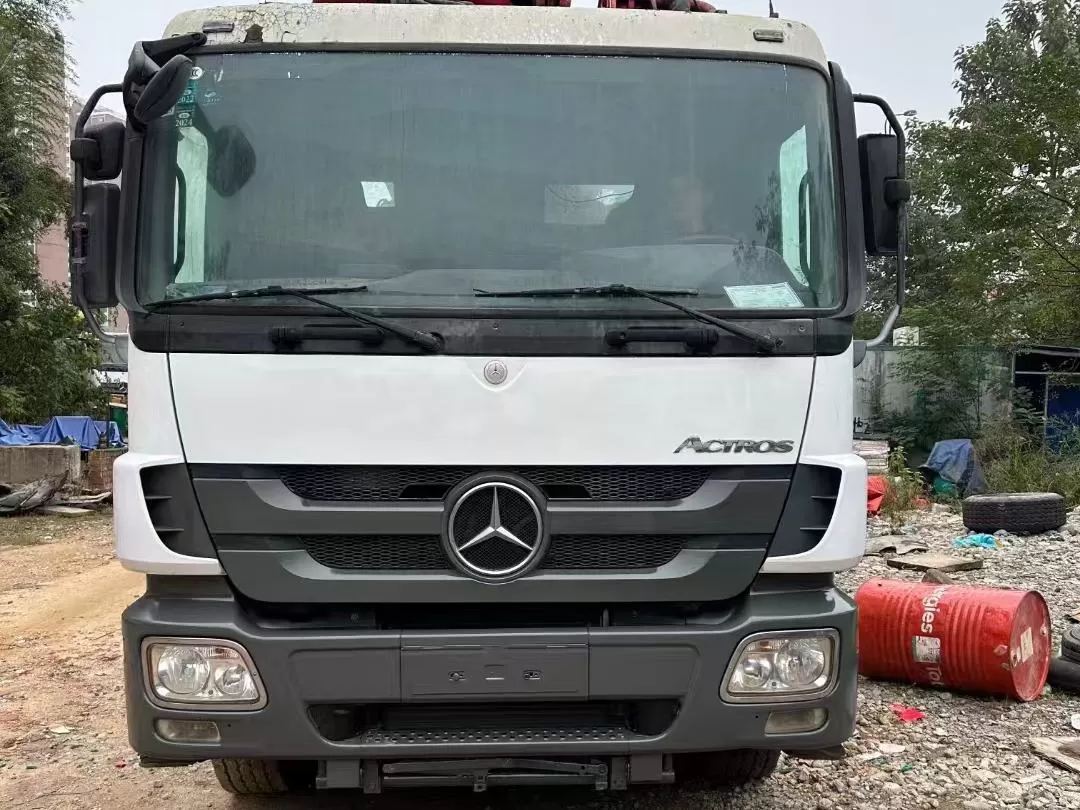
[769,1,779,18]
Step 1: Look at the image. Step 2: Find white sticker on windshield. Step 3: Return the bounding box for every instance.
[724,282,803,308]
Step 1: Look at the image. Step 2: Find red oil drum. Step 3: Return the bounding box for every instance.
[854,578,1051,701]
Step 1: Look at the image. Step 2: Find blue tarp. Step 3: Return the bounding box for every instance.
[922,439,987,496]
[0,416,124,451]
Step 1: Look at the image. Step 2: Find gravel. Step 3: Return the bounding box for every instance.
[412,505,1080,810]
[714,504,1080,810]
[5,509,1080,809]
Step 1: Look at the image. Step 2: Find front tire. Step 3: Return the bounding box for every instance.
[676,749,780,787]
[212,759,313,795]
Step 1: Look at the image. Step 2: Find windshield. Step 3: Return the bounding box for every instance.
[137,52,842,313]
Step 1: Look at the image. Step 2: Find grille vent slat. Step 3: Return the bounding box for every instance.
[299,535,689,571]
[279,466,710,503]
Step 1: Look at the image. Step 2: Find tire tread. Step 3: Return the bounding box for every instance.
[676,749,780,787]
[961,492,1066,534]
[212,759,289,795]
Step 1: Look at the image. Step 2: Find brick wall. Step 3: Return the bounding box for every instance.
[85,448,126,494]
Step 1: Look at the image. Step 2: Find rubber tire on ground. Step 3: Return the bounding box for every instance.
[961,492,1066,535]
[1048,655,1080,694]
[1061,626,1080,665]
[212,759,293,795]
[675,749,781,787]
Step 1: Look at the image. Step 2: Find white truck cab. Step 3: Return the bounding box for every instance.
[70,0,907,795]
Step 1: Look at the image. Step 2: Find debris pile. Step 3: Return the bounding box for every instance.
[0,472,112,516]
[824,499,1080,808]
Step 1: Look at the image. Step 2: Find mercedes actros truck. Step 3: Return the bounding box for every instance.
[69,0,908,795]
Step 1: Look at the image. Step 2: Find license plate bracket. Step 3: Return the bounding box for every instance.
[400,632,588,699]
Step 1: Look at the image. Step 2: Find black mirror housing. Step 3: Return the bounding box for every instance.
[72,183,121,309]
[71,120,125,182]
[134,54,194,125]
[858,133,902,256]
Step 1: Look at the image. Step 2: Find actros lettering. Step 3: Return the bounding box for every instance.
[673,436,796,455]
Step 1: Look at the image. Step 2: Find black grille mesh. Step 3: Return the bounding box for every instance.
[300,535,688,571]
[279,466,710,502]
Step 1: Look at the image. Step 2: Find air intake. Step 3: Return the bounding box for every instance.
[768,465,842,557]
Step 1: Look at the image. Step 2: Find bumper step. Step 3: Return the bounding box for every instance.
[318,755,673,792]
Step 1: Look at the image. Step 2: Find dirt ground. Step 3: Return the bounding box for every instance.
[4,514,1079,810]
[0,514,759,810]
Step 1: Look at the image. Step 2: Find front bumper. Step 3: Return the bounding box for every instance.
[124,581,857,763]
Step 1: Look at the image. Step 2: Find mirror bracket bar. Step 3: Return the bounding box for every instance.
[853,93,908,357]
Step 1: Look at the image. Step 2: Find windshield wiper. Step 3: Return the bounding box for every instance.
[475,283,778,353]
[145,284,443,352]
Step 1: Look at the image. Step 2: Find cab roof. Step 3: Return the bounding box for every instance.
[164,3,829,69]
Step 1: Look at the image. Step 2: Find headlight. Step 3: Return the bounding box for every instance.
[722,631,837,703]
[144,639,265,709]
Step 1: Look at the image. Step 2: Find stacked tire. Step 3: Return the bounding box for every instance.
[1049,626,1080,694]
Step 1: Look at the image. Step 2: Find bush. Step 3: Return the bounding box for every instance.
[976,416,1080,506]
[879,447,926,530]
[874,347,1010,452]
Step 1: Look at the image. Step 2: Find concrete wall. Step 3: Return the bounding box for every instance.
[0,446,81,487]
[854,347,1011,436]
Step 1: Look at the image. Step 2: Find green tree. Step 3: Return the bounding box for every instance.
[0,0,104,423]
[903,0,1080,348]
[864,1,1080,446]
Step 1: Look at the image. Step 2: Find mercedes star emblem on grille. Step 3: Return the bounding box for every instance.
[445,479,545,582]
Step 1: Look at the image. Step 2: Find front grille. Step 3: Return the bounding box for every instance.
[279,466,711,502]
[300,535,688,571]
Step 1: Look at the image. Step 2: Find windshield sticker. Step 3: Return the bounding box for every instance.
[174,109,195,129]
[724,283,803,308]
[174,68,201,128]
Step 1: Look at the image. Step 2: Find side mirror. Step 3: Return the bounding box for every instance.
[858,133,909,256]
[70,120,125,182]
[72,184,121,309]
[852,95,910,364]
[134,54,194,125]
[208,125,256,197]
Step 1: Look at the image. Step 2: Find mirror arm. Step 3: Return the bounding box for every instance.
[71,84,123,345]
[853,93,908,351]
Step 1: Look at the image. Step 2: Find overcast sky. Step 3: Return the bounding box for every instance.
[64,0,1006,124]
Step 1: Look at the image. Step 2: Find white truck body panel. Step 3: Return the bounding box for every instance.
[165,4,828,69]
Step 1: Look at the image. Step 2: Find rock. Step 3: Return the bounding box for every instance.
[962,801,994,810]
[887,554,984,573]
[922,569,955,585]
[998,782,1024,802]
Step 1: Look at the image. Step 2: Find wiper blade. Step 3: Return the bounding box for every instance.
[475,283,777,353]
[476,284,699,299]
[146,284,443,352]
